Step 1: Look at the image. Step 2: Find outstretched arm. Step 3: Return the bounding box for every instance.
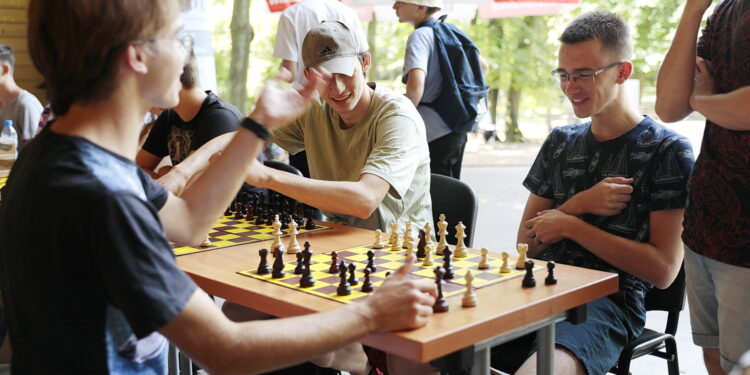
[655,0,713,122]
[161,256,436,375]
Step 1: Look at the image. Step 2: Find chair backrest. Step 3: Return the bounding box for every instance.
[264,160,303,176]
[429,173,478,247]
[644,264,686,335]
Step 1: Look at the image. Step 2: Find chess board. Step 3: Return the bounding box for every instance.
[238,244,541,304]
[172,215,331,256]
[0,176,7,190]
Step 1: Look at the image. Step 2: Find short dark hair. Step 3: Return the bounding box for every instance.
[180,47,199,90]
[28,0,182,116]
[559,11,633,60]
[0,43,14,71]
[425,7,441,16]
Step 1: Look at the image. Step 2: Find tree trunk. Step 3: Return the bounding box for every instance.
[229,0,253,113]
[366,16,378,81]
[488,87,499,126]
[505,80,524,142]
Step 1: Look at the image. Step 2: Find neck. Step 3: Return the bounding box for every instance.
[590,92,642,142]
[412,14,432,28]
[174,87,207,122]
[0,80,21,107]
[339,84,374,129]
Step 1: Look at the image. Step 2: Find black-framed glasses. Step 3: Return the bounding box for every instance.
[551,62,623,84]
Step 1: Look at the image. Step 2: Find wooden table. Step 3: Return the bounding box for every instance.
[177,222,618,375]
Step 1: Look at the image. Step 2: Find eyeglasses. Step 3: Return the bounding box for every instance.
[551,62,623,84]
[136,34,193,55]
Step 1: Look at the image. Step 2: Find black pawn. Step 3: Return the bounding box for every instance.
[442,248,455,280]
[522,260,536,288]
[337,261,351,296]
[433,266,449,313]
[271,247,286,279]
[300,250,316,288]
[294,252,305,275]
[416,229,427,258]
[328,251,339,274]
[245,205,254,221]
[361,268,374,293]
[257,248,271,275]
[347,263,359,286]
[304,208,317,230]
[255,206,265,225]
[545,261,557,285]
[366,250,376,273]
[234,202,244,220]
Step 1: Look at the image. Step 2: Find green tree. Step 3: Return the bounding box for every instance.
[228,0,253,113]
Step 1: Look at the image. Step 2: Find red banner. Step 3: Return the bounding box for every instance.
[266,0,300,13]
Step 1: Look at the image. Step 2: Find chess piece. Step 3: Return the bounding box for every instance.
[436,213,448,255]
[478,248,490,269]
[373,229,384,249]
[286,218,301,254]
[545,261,557,285]
[453,221,467,258]
[328,251,339,274]
[366,250,376,273]
[405,238,414,259]
[271,247,286,279]
[416,229,427,258]
[424,222,434,249]
[522,260,536,288]
[422,244,434,266]
[432,266,449,313]
[461,270,477,307]
[390,228,401,252]
[442,248,454,280]
[500,251,511,273]
[245,204,254,221]
[516,243,528,270]
[304,208,317,230]
[300,248,316,288]
[294,252,305,275]
[347,263,359,286]
[234,201,244,220]
[337,261,351,296]
[403,220,412,248]
[271,215,285,253]
[388,222,399,245]
[403,232,414,254]
[257,248,271,275]
[361,268,374,293]
[200,236,212,247]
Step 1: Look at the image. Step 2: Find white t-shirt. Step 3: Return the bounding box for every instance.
[273,0,369,84]
[0,90,43,150]
[272,85,433,233]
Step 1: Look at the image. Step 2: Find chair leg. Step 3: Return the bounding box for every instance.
[615,347,634,375]
[665,337,679,375]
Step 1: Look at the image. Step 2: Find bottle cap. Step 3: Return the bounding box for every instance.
[3,120,11,127]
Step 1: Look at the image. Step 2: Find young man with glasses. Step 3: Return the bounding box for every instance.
[492,11,694,375]
[0,1,436,374]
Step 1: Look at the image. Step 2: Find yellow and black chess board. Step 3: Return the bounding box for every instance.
[0,176,7,190]
[238,244,540,305]
[172,215,331,256]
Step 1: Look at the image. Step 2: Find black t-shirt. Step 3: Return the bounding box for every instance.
[0,126,196,373]
[143,90,241,164]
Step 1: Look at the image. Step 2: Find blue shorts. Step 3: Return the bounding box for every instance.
[685,246,750,372]
[554,290,646,375]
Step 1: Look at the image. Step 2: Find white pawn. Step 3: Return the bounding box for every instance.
[286,218,300,254]
[462,270,477,307]
[453,221,467,258]
[478,248,490,269]
[422,243,434,266]
[390,226,401,252]
[405,237,414,258]
[424,222,434,248]
[403,231,413,252]
[200,235,212,247]
[373,229,384,249]
[437,213,449,255]
[403,220,412,246]
[516,243,528,270]
[500,251,511,273]
[389,222,399,245]
[271,215,285,253]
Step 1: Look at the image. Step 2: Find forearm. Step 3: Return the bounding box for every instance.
[171,132,235,181]
[655,5,706,122]
[405,69,425,107]
[691,86,750,130]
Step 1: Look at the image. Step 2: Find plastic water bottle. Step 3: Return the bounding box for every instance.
[0,120,18,169]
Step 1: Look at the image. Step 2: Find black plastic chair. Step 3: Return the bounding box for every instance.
[429,173,478,247]
[610,265,686,375]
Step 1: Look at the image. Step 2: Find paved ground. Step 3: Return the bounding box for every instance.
[460,118,709,374]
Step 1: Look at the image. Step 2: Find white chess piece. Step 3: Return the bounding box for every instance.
[424,222,434,248]
[403,232,413,253]
[405,237,414,258]
[373,229,384,249]
[462,270,477,307]
[516,243,528,270]
[478,248,489,269]
[389,222,399,245]
[454,221,467,258]
[437,213,448,255]
[422,244,434,266]
[403,220,412,246]
[271,214,285,253]
[500,251,511,273]
[286,218,300,254]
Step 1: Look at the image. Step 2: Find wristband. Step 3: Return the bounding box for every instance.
[240,117,272,141]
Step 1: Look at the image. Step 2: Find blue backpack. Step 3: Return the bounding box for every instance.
[415,15,489,133]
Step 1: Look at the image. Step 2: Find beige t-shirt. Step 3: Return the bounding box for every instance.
[273,86,433,232]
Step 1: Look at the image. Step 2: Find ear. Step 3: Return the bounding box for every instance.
[361,53,371,74]
[0,63,9,76]
[617,61,633,84]
[124,44,149,75]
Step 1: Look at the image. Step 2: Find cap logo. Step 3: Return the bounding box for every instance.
[319,46,335,58]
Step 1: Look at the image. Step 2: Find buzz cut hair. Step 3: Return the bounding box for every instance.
[559,10,633,60]
[0,43,15,71]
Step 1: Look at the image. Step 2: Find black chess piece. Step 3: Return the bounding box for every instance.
[522,260,536,288]
[257,248,271,275]
[329,251,339,274]
[255,206,265,225]
[337,261,351,296]
[234,202,244,220]
[225,199,236,216]
[416,229,427,258]
[294,252,305,275]
[361,268,374,293]
[442,248,454,280]
[433,266,449,313]
[265,210,274,226]
[300,250,316,288]
[245,204,254,221]
[272,247,286,279]
[280,214,289,230]
[347,263,359,286]
[304,208,316,230]
[545,261,557,285]
[366,250,376,273]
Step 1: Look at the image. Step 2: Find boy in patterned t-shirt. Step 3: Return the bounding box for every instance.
[497,11,694,375]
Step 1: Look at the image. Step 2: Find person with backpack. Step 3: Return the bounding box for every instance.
[394,0,488,179]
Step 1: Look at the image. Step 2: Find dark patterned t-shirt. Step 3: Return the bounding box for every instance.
[683,0,750,267]
[524,117,694,296]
